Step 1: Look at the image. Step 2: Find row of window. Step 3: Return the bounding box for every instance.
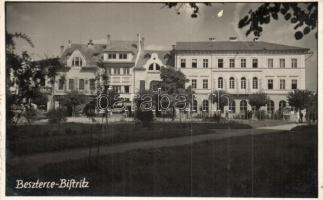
[191,78,298,90]
[108,53,128,60]
[180,58,298,69]
[196,99,287,113]
[107,67,130,75]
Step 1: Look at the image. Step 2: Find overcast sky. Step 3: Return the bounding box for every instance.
[6,2,318,91]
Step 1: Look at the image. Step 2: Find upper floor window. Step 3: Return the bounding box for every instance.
[218,59,223,68]
[58,78,64,90]
[241,59,246,68]
[124,86,130,93]
[108,54,116,59]
[268,58,273,68]
[268,79,273,90]
[203,79,208,89]
[181,59,186,68]
[123,68,130,75]
[241,77,246,89]
[72,57,83,67]
[191,79,197,89]
[149,64,154,70]
[203,59,208,68]
[119,53,127,59]
[218,77,223,89]
[229,77,235,89]
[192,59,197,68]
[280,79,285,90]
[156,64,160,70]
[252,59,258,68]
[69,79,74,91]
[79,79,84,90]
[292,58,297,68]
[229,59,235,68]
[114,68,120,75]
[291,79,298,89]
[280,59,285,68]
[113,86,121,93]
[107,67,112,74]
[253,77,258,89]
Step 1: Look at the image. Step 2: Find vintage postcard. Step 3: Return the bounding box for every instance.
[1,1,319,199]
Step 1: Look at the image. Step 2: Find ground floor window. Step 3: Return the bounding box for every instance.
[202,100,209,112]
[229,100,236,113]
[240,100,247,112]
[192,100,198,112]
[279,100,286,112]
[267,100,275,113]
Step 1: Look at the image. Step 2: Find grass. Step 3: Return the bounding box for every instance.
[7,121,251,156]
[7,125,317,197]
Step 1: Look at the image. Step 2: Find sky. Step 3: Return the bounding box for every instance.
[6,2,318,91]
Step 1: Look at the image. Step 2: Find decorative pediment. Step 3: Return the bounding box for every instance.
[67,49,86,67]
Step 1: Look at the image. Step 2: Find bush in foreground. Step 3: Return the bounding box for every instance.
[47,108,67,124]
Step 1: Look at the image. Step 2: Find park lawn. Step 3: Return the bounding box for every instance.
[7,125,317,197]
[7,121,251,156]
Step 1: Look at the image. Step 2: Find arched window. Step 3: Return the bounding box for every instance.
[240,100,247,112]
[202,100,209,112]
[218,77,223,89]
[267,100,275,114]
[253,77,258,89]
[229,77,235,89]
[156,64,160,70]
[279,100,286,112]
[241,77,246,89]
[149,64,154,70]
[192,100,198,112]
[229,101,236,113]
[72,56,83,67]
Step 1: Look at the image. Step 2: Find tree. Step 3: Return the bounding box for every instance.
[248,92,269,110]
[211,90,233,111]
[164,3,317,40]
[59,91,87,117]
[287,89,312,117]
[134,90,155,127]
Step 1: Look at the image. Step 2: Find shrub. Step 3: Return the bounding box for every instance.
[47,108,67,124]
[135,110,153,127]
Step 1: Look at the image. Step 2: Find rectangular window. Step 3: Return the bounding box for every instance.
[192,59,197,68]
[140,80,145,91]
[268,58,273,68]
[113,86,121,93]
[241,59,246,68]
[252,59,258,68]
[79,79,84,90]
[191,79,197,89]
[124,86,129,93]
[203,59,208,68]
[181,59,186,68]
[58,78,64,90]
[292,58,297,68]
[90,79,95,90]
[268,79,273,90]
[218,59,223,68]
[280,79,285,90]
[291,79,297,89]
[218,78,223,89]
[107,67,112,74]
[114,68,120,75]
[280,59,285,68]
[68,79,74,91]
[203,79,208,89]
[229,59,235,68]
[108,54,116,59]
[123,68,130,75]
[119,53,127,59]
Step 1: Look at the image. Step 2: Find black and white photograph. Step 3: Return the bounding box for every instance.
[3,1,319,198]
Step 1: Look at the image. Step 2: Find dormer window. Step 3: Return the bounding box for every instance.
[148,63,162,71]
[108,54,116,59]
[119,53,127,59]
[72,57,83,67]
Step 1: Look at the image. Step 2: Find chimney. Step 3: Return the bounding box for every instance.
[209,37,216,41]
[229,37,237,41]
[107,34,111,46]
[68,40,72,47]
[60,45,64,56]
[87,39,94,48]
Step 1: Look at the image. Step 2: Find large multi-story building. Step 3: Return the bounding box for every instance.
[49,35,309,117]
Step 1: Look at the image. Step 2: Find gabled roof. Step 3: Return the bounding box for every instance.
[175,41,309,53]
[135,50,175,70]
[60,40,139,66]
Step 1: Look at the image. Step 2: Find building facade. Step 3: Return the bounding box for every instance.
[49,35,309,117]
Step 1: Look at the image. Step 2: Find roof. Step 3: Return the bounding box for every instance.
[175,41,309,53]
[135,50,175,70]
[60,40,139,66]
